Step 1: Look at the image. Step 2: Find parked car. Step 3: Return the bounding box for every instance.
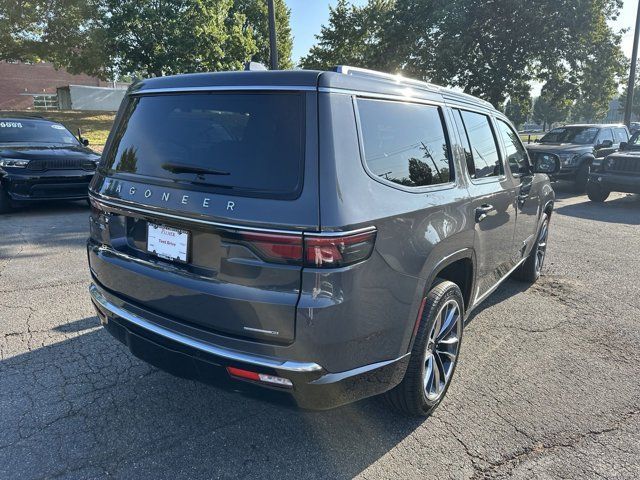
[0,117,100,213]
[87,66,559,416]
[526,124,629,191]
[587,130,640,202]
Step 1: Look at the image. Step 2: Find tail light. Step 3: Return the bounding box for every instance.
[235,228,376,268]
[304,230,376,267]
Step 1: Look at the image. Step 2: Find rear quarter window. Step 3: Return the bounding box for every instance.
[103,92,305,199]
[356,98,453,188]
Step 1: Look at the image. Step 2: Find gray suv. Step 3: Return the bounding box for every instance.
[87,66,559,416]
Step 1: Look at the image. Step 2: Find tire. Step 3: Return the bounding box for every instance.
[573,163,590,193]
[0,183,12,214]
[513,214,549,283]
[385,279,464,417]
[586,182,610,203]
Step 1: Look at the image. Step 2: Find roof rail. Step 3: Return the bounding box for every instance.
[334,65,494,109]
[335,65,441,93]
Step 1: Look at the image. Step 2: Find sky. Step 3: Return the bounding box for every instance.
[288,0,640,78]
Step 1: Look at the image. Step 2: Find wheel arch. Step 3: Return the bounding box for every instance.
[406,247,476,353]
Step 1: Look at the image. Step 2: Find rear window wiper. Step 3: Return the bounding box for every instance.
[161,161,230,176]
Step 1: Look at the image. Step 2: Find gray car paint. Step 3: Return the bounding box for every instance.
[88,70,555,380]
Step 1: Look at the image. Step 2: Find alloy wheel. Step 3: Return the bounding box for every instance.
[423,299,462,401]
[535,220,549,274]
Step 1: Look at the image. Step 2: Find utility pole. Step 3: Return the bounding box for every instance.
[624,0,640,126]
[267,0,278,70]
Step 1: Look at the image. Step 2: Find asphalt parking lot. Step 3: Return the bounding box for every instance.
[1,188,639,479]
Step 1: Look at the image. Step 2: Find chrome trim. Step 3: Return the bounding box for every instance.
[471,258,526,308]
[90,193,304,235]
[89,284,323,373]
[243,326,280,336]
[130,85,316,95]
[90,192,376,237]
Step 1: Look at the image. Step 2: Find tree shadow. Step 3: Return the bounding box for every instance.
[0,323,427,479]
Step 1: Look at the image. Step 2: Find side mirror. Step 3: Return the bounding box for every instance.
[534,138,540,143]
[532,153,560,175]
[599,139,613,149]
[77,128,89,146]
[620,141,628,150]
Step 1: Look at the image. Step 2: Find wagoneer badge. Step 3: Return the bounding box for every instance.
[103,179,236,211]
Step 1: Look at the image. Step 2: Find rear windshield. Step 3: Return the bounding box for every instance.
[0,120,78,145]
[104,92,305,198]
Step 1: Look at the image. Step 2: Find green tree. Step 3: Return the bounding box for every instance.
[532,74,575,130]
[0,0,295,79]
[302,0,625,110]
[104,0,256,77]
[231,0,293,69]
[299,0,394,70]
[504,88,532,129]
[618,78,640,120]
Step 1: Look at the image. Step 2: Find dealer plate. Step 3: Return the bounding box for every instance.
[147,223,189,262]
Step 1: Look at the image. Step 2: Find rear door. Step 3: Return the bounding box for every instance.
[451,108,517,299]
[89,89,319,344]
[495,118,538,255]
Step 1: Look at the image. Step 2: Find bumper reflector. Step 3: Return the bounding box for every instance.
[226,367,293,388]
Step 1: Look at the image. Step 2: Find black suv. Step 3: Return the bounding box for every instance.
[587,130,640,202]
[0,117,100,213]
[526,124,628,191]
[87,67,559,416]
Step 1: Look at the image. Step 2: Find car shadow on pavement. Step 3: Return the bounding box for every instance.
[0,323,426,479]
[554,193,640,225]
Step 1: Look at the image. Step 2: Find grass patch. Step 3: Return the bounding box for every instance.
[0,110,116,152]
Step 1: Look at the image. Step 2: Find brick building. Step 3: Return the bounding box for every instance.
[0,61,111,110]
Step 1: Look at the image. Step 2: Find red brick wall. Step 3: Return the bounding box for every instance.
[0,61,106,110]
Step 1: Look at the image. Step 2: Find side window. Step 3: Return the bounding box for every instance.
[597,128,614,144]
[459,110,503,179]
[496,119,529,175]
[357,98,452,187]
[452,110,475,177]
[614,128,628,143]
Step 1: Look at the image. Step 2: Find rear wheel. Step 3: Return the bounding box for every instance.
[385,279,464,417]
[586,182,610,203]
[513,214,548,283]
[0,183,12,214]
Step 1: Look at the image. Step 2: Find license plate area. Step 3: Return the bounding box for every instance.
[146,223,190,263]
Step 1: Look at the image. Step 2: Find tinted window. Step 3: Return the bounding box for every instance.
[540,126,598,144]
[497,119,529,175]
[452,110,475,176]
[597,128,614,144]
[357,99,452,187]
[0,120,78,145]
[459,111,503,178]
[104,93,304,198]
[614,128,628,143]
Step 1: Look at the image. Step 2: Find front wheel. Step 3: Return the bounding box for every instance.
[385,279,464,416]
[573,163,590,193]
[586,182,610,203]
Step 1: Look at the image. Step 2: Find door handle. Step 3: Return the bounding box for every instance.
[475,204,495,223]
